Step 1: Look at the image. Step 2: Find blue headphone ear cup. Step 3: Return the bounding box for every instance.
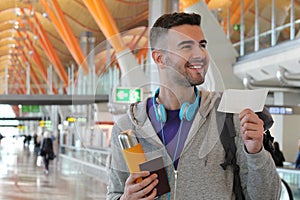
[184,87,200,121]
[179,102,189,121]
[186,103,197,121]
[158,104,167,123]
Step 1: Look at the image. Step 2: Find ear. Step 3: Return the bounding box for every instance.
[151,49,166,66]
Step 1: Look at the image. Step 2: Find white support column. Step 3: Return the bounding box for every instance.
[227,7,231,40]
[290,0,295,40]
[271,0,277,46]
[272,92,300,162]
[67,67,71,94]
[47,65,53,94]
[148,0,166,91]
[240,0,245,56]
[88,33,96,94]
[254,0,260,51]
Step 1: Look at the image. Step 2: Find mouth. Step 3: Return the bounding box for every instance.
[186,62,205,69]
[187,65,203,69]
[185,60,206,69]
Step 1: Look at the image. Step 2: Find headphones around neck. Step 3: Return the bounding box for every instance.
[152,87,200,123]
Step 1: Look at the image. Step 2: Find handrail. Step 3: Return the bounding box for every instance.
[60,144,111,155]
[276,167,300,200]
[233,19,300,47]
[277,167,300,175]
[60,145,111,166]
[281,178,294,200]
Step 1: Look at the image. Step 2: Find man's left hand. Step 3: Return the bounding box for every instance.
[239,108,264,154]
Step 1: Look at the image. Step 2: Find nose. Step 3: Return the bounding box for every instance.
[192,45,206,59]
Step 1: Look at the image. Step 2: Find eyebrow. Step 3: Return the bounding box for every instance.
[177,40,195,47]
[200,39,207,44]
[177,39,207,47]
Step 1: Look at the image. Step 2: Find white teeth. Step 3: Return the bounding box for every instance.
[189,65,203,69]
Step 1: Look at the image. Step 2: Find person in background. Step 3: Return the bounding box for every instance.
[40,131,55,175]
[106,12,281,200]
[273,141,285,167]
[295,139,300,169]
[33,132,41,156]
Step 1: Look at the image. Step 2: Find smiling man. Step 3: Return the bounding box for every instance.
[107,12,281,200]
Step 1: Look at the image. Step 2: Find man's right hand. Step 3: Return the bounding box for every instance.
[120,171,159,200]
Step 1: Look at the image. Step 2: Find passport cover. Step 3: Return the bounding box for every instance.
[139,156,171,197]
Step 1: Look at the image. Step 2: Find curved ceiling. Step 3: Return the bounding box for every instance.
[0,0,299,96]
[0,0,149,95]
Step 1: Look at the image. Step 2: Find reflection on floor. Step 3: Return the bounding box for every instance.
[0,137,107,200]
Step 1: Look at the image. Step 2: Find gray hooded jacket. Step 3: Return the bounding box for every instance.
[107,89,281,200]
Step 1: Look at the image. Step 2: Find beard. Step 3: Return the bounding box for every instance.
[165,56,208,87]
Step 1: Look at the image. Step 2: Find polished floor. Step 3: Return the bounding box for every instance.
[0,137,107,200]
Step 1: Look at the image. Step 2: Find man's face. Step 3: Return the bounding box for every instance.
[163,25,209,86]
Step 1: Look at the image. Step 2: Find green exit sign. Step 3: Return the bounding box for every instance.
[114,87,142,103]
[22,105,40,113]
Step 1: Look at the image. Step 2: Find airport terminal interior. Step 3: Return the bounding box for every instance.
[0,0,300,199]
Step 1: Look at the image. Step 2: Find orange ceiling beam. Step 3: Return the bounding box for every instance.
[16,24,47,78]
[32,23,60,70]
[50,0,89,74]
[136,42,148,65]
[21,8,68,88]
[83,0,126,53]
[180,0,200,10]
[20,57,46,95]
[127,27,148,64]
[40,0,89,74]
[16,29,58,94]
[11,105,20,117]
[17,47,46,94]
[208,0,232,9]
[11,68,27,94]
[16,35,40,94]
[11,54,38,95]
[131,27,148,51]
[32,14,68,87]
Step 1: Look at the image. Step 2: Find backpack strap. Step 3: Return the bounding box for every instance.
[219,113,245,200]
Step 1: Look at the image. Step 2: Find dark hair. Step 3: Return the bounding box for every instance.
[149,12,201,50]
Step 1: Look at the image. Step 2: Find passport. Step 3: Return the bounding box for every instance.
[139,156,171,197]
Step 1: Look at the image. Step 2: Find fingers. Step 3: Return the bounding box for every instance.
[126,171,150,185]
[239,108,264,134]
[137,178,158,199]
[141,188,158,200]
[124,171,158,200]
[239,109,264,154]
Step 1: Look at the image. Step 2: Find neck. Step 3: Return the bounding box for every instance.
[157,86,196,110]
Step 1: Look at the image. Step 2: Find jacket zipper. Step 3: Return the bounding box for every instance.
[173,170,178,200]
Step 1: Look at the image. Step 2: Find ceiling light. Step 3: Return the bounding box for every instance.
[15,8,21,17]
[42,12,48,18]
[30,10,35,17]
[14,22,19,30]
